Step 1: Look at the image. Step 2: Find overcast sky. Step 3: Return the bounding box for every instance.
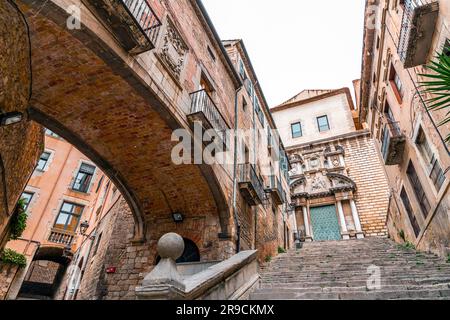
[202,0,366,107]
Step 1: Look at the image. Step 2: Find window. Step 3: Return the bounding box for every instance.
[254,98,264,126]
[389,64,404,102]
[53,202,84,233]
[72,163,96,193]
[406,161,431,218]
[92,233,102,256]
[45,128,59,138]
[291,122,302,138]
[21,192,34,211]
[207,45,216,61]
[416,127,446,191]
[239,60,247,80]
[400,187,420,237]
[416,127,433,162]
[95,176,104,193]
[317,115,330,132]
[200,74,214,96]
[242,98,247,112]
[429,156,445,192]
[245,78,253,97]
[36,152,51,171]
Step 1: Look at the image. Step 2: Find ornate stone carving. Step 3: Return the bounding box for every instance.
[311,174,327,192]
[159,18,188,79]
[331,155,341,167]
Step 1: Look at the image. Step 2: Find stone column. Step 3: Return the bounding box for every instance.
[302,206,312,242]
[350,199,364,239]
[337,201,350,240]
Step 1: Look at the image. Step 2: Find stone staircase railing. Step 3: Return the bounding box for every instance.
[135,233,259,300]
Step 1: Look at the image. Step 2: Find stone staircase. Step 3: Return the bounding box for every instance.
[250,238,450,300]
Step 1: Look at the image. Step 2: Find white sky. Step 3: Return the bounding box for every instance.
[202,0,366,107]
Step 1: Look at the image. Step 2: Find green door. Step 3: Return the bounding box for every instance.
[310,205,341,241]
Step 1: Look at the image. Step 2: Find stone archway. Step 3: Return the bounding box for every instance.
[5,0,233,250]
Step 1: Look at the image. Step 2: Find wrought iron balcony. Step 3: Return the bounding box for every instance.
[381,120,406,165]
[82,0,162,54]
[265,175,285,205]
[398,0,439,68]
[188,89,230,150]
[48,228,75,246]
[238,164,265,206]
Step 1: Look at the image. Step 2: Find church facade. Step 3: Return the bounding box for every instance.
[272,87,390,242]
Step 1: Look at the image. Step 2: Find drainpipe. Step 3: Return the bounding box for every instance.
[232,87,243,253]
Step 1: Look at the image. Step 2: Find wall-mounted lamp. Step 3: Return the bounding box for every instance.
[79,220,95,240]
[0,111,23,126]
[172,212,184,223]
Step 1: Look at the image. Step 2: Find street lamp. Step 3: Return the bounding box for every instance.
[0,111,23,126]
[79,220,95,240]
[171,212,184,223]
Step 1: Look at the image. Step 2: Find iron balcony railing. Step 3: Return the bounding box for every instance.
[189,89,229,148]
[267,175,285,205]
[122,0,162,45]
[398,0,439,68]
[238,164,265,204]
[84,0,161,53]
[48,228,75,246]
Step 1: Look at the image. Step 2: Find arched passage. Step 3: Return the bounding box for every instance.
[12,0,232,248]
[17,246,71,300]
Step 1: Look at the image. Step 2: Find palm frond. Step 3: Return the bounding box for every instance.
[418,44,450,144]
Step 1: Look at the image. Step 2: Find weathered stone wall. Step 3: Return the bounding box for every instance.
[417,196,450,257]
[0,0,43,247]
[0,263,19,300]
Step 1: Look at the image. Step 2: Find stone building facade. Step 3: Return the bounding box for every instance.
[272,88,390,241]
[359,0,450,257]
[2,131,114,299]
[0,0,294,300]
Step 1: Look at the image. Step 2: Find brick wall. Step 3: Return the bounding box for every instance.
[0,0,43,247]
[344,133,390,237]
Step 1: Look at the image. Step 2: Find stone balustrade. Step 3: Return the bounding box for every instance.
[135,233,259,300]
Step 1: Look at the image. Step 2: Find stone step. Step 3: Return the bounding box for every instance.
[250,289,450,300]
[258,283,450,292]
[259,277,450,288]
[252,238,450,300]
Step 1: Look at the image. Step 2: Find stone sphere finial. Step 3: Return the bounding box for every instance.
[157,233,184,260]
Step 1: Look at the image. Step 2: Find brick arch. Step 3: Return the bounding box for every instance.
[16,1,231,243]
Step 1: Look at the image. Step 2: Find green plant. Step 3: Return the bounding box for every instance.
[419,43,450,143]
[277,246,286,254]
[9,198,28,240]
[0,249,27,268]
[398,241,415,251]
[398,230,406,242]
[446,254,450,264]
[264,255,272,263]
